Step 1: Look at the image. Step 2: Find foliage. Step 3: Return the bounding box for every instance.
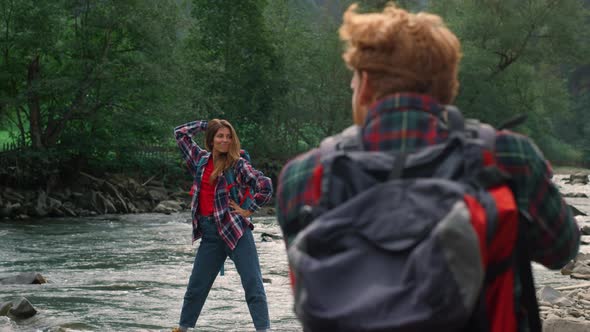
[263,0,353,156]
[1,0,589,185]
[429,0,589,162]
[182,0,287,157]
[0,0,190,156]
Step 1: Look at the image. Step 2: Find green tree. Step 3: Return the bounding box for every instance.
[429,0,589,161]
[263,0,352,156]
[183,0,286,156]
[0,0,190,154]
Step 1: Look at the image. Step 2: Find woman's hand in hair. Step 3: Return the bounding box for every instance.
[229,200,253,218]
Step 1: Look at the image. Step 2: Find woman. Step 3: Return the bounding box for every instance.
[172,119,273,332]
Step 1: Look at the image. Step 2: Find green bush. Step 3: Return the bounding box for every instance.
[536,136,583,166]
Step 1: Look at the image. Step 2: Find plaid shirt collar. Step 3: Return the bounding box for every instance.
[360,93,448,152]
[365,93,445,122]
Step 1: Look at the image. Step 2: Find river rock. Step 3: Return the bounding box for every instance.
[0,301,11,316]
[47,196,62,210]
[562,260,576,275]
[7,297,37,319]
[572,263,590,275]
[538,286,574,306]
[47,196,65,217]
[153,200,182,214]
[0,272,47,285]
[147,186,168,202]
[3,189,24,202]
[0,202,20,218]
[134,200,152,213]
[569,204,588,217]
[563,192,589,198]
[543,317,590,332]
[565,173,589,185]
[78,190,98,212]
[261,232,283,242]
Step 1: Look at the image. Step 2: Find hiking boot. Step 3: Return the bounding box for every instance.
[171,327,187,332]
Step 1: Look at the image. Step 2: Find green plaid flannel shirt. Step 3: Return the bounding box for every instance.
[277,93,580,331]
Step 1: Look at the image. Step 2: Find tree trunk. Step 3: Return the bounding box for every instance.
[27,55,43,150]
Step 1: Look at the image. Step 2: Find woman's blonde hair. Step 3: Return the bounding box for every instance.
[204,119,241,183]
[339,3,462,104]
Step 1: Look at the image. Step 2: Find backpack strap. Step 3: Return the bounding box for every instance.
[445,105,465,132]
[516,211,542,332]
[319,125,363,154]
[471,120,542,332]
[447,106,541,332]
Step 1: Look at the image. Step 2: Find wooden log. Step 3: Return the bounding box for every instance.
[555,282,590,291]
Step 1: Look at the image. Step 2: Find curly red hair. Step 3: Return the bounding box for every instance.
[339,3,462,104]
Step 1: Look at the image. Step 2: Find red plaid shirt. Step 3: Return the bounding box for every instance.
[175,120,273,250]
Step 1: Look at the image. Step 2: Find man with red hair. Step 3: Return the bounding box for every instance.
[276,3,579,332]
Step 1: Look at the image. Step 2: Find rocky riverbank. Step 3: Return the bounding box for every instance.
[537,171,590,331]
[0,172,276,220]
[1,171,590,331]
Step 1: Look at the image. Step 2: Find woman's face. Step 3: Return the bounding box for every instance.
[212,127,232,154]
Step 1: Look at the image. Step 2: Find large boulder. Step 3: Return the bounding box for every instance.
[7,297,37,319]
[0,272,47,285]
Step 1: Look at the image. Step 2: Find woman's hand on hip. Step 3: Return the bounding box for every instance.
[229,200,253,218]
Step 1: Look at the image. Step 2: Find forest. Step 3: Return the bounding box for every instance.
[0,0,589,187]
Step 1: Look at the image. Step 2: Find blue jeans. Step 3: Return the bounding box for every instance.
[179,216,270,331]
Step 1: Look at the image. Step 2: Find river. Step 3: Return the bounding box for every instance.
[0,214,300,332]
[0,173,588,332]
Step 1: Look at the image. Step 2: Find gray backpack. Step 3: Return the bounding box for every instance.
[287,108,540,332]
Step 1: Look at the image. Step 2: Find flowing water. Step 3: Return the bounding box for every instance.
[0,214,300,332]
[1,172,589,332]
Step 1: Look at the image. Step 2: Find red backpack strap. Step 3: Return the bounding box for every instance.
[470,120,541,332]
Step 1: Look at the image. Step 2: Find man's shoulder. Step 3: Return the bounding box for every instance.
[279,148,322,189]
[494,129,546,162]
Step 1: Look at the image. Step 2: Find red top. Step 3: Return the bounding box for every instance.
[198,157,216,216]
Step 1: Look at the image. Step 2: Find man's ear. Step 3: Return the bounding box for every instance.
[358,71,375,107]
